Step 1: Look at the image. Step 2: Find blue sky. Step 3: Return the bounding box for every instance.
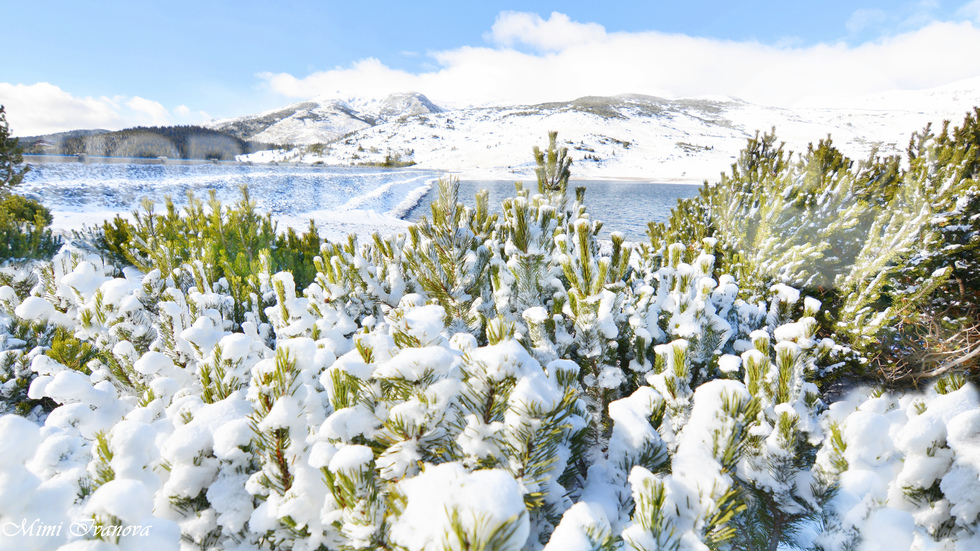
[4,0,980,135]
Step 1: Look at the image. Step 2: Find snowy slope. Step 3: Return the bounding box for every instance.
[236,79,980,182]
[207,92,443,146]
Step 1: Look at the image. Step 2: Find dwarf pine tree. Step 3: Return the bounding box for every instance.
[875,110,980,383]
[0,106,62,260]
[247,346,324,548]
[534,131,573,212]
[309,232,407,332]
[491,184,564,350]
[403,177,496,336]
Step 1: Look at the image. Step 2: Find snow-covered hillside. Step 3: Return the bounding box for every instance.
[231,80,980,182]
[207,92,443,147]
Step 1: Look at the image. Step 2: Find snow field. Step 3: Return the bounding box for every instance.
[225,80,980,185]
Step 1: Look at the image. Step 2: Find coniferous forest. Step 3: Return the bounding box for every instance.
[21,125,274,160]
[1,102,979,550]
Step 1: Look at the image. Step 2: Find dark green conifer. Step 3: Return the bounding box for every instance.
[0,105,29,194]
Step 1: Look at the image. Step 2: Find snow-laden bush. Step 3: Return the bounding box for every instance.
[807,380,980,550]
[2,133,978,550]
[648,111,980,386]
[0,216,847,551]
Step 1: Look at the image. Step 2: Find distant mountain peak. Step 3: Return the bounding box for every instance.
[206,92,444,145]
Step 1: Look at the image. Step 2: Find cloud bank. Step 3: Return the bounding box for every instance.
[261,11,980,108]
[5,8,980,135]
[0,83,210,137]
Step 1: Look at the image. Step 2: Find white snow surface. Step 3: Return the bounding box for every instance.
[233,80,980,184]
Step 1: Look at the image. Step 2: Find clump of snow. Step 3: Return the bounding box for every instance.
[389,462,529,551]
[328,444,375,474]
[544,501,613,551]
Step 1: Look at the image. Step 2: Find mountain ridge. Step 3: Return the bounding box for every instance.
[229,81,978,181]
[207,92,444,145]
[21,81,977,181]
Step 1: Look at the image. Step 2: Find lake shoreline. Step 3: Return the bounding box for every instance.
[19,160,699,241]
[24,155,710,185]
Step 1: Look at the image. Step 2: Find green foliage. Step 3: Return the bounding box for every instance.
[310,231,408,327]
[1,194,52,225]
[95,186,322,326]
[0,204,61,261]
[0,108,60,261]
[247,348,312,549]
[0,105,29,192]
[534,130,573,211]
[0,314,62,415]
[45,326,98,374]
[648,114,980,387]
[875,109,980,384]
[442,508,529,551]
[404,177,496,335]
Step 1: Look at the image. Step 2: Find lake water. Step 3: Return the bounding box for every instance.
[20,158,701,241]
[405,179,702,241]
[20,157,441,219]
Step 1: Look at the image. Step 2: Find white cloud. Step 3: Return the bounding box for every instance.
[259,14,980,109]
[487,11,606,52]
[173,104,211,123]
[958,0,980,21]
[847,8,888,34]
[0,83,210,136]
[0,82,126,136]
[126,96,170,126]
[258,58,426,100]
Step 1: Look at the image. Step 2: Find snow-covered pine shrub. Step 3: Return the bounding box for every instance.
[647,114,980,387]
[533,130,573,212]
[96,186,323,326]
[0,106,58,261]
[0,195,61,261]
[871,110,980,384]
[3,127,978,551]
[246,339,333,550]
[807,380,980,550]
[309,231,409,327]
[549,273,835,551]
[403,177,496,336]
[310,298,590,547]
[648,131,900,300]
[554,214,630,410]
[490,184,564,348]
[0,105,29,192]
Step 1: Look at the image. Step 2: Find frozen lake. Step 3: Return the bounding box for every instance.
[20,158,700,241]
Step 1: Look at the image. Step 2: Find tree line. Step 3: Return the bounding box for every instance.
[22,125,274,160]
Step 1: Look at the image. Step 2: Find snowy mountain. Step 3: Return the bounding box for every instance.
[207,92,443,146]
[231,79,980,182]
